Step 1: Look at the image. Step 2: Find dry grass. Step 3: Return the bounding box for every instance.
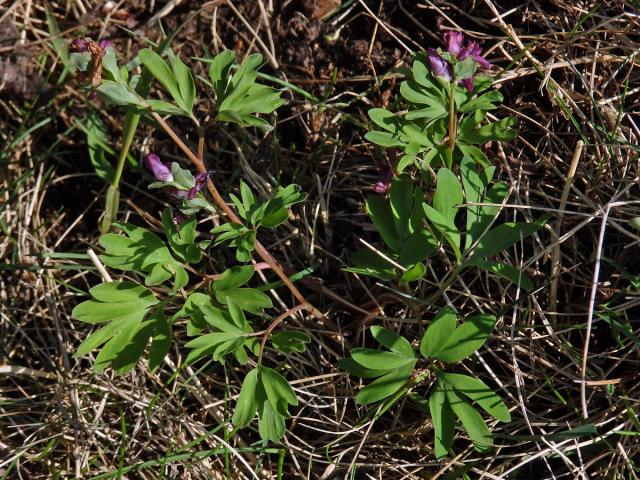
[1,0,640,478]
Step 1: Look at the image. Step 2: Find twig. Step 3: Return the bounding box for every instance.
[87,248,112,282]
[581,203,610,419]
[549,140,584,314]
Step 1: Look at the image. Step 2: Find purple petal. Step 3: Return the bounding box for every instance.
[144,153,173,182]
[374,167,393,194]
[459,41,491,69]
[70,38,88,52]
[98,39,113,50]
[443,31,464,57]
[187,172,210,200]
[427,48,452,81]
[459,77,475,92]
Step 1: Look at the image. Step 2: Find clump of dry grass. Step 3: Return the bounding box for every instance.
[1,1,639,478]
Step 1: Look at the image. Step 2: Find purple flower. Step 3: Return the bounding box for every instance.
[458,41,491,69]
[187,172,210,200]
[443,31,464,56]
[459,78,475,92]
[426,33,491,90]
[144,153,173,182]
[98,39,113,50]
[427,48,452,81]
[70,38,88,51]
[374,166,393,194]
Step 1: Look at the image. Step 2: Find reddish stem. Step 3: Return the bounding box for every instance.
[150,111,324,320]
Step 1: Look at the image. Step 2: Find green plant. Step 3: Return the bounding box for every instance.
[344,32,547,459]
[70,42,320,444]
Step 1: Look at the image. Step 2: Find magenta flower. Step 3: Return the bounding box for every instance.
[70,38,88,51]
[443,31,464,56]
[427,48,452,81]
[427,32,491,91]
[188,172,210,200]
[458,41,491,69]
[374,166,393,194]
[98,39,113,50]
[144,153,173,182]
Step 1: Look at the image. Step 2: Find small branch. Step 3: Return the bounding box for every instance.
[149,111,325,321]
[258,304,308,365]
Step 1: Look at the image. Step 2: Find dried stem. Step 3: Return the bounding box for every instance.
[149,111,325,320]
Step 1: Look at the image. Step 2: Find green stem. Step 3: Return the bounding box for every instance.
[448,82,457,154]
[111,111,139,187]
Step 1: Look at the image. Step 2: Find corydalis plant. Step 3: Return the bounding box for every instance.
[347,32,546,460]
[71,43,320,444]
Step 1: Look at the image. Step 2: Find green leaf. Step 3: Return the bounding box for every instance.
[148,310,171,372]
[214,266,254,291]
[429,382,455,459]
[355,361,415,405]
[339,357,390,379]
[226,297,249,331]
[271,330,311,354]
[398,230,437,267]
[258,395,285,442]
[89,281,157,304]
[433,314,497,363]
[209,49,235,98]
[72,282,159,373]
[433,168,463,228]
[145,99,190,116]
[101,47,121,82]
[367,195,400,251]
[351,348,415,370]
[459,117,518,144]
[172,55,196,112]
[260,367,297,418]
[446,388,492,451]
[459,90,503,113]
[453,57,477,81]
[364,131,403,148]
[423,203,461,261]
[97,81,145,107]
[420,307,457,359]
[389,174,414,241]
[400,262,426,283]
[232,368,259,428]
[138,49,182,106]
[471,216,547,261]
[368,108,400,133]
[214,287,272,315]
[84,110,116,183]
[439,372,511,422]
[370,326,415,358]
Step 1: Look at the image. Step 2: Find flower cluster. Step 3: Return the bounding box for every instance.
[427,32,491,91]
[144,153,210,200]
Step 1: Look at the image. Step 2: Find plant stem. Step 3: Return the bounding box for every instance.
[112,111,139,187]
[448,82,457,153]
[149,111,325,321]
[257,304,307,366]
